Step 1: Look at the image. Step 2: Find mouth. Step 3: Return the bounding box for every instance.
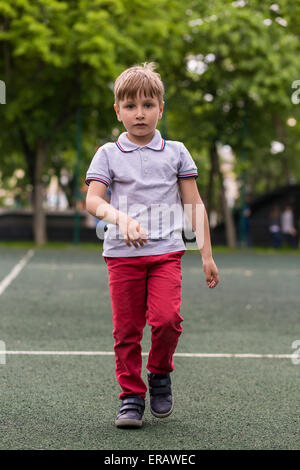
[135,123,147,127]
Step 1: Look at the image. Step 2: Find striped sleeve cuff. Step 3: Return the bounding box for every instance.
[85,176,110,187]
[178,172,198,179]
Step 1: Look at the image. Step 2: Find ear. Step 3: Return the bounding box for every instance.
[158,101,165,120]
[114,103,122,122]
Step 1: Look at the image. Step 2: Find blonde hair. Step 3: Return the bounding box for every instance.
[114,62,164,105]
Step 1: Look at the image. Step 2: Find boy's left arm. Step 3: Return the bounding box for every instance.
[178,178,219,289]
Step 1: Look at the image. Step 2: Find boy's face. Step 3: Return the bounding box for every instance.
[114,93,164,145]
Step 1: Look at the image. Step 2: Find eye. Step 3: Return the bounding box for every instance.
[144,103,153,108]
[126,104,134,109]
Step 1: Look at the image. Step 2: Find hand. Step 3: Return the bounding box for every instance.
[118,214,148,248]
[202,257,219,289]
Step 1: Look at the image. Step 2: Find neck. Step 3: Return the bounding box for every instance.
[126,130,156,146]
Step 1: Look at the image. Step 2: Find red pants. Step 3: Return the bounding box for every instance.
[104,250,185,399]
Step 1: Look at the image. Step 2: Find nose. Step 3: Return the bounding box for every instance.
[136,107,144,119]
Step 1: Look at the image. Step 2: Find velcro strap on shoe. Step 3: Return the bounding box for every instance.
[149,377,171,387]
[122,396,145,406]
[121,396,145,409]
[119,404,144,414]
[149,385,172,396]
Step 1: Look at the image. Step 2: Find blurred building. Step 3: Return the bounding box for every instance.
[211,184,300,247]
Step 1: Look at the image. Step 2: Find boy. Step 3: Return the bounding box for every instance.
[85,63,219,428]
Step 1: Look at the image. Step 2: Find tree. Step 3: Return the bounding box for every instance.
[165,0,300,246]
[0,0,187,244]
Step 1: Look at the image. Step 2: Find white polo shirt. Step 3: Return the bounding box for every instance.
[86,129,198,257]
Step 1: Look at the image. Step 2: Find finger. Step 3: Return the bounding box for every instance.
[138,235,147,247]
[129,232,141,247]
[125,238,131,247]
[130,238,139,248]
[124,234,133,247]
[131,235,141,248]
[133,237,143,247]
[209,277,219,288]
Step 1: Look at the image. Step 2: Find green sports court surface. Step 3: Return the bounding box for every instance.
[0,245,299,450]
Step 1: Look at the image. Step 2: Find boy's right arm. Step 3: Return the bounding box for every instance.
[85,181,148,248]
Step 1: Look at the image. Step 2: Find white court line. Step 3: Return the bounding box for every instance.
[4,351,294,358]
[0,251,295,360]
[0,249,35,296]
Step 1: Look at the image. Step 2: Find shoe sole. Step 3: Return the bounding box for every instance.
[149,398,174,418]
[115,418,143,428]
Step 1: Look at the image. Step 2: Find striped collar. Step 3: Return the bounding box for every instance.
[116,129,166,152]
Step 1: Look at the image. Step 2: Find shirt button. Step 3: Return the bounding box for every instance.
[144,157,147,161]
[144,170,148,174]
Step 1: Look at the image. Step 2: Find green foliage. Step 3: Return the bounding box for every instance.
[0,0,187,202]
[165,0,300,197]
[0,0,300,208]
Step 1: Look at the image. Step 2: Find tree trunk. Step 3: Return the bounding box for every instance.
[33,142,48,245]
[211,141,237,248]
[206,145,217,219]
[18,126,35,187]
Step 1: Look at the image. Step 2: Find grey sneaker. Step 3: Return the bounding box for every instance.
[147,371,174,418]
[115,396,145,428]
